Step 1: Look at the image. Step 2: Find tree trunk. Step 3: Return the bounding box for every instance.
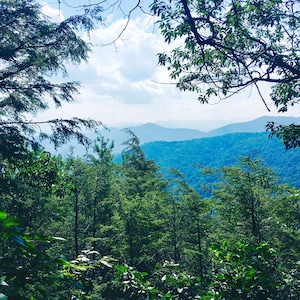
[74,189,79,256]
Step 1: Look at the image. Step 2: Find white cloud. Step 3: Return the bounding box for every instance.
[40,1,64,23]
[35,12,300,129]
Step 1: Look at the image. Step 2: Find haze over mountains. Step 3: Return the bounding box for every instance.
[44,116,300,156]
[100,116,300,153]
[207,116,300,137]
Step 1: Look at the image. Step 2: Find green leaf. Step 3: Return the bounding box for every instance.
[57,257,71,266]
[247,268,257,275]
[33,234,48,241]
[0,211,7,222]
[116,265,129,273]
[3,218,20,227]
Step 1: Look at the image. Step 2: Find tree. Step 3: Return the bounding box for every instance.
[212,156,276,243]
[151,0,300,148]
[0,0,101,154]
[168,168,213,277]
[112,130,170,272]
[84,137,115,254]
[208,241,283,300]
[265,184,300,269]
[64,156,93,257]
[0,148,63,229]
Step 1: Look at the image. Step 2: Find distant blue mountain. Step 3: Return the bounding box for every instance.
[141,132,300,190]
[43,116,300,157]
[41,116,300,189]
[128,123,206,142]
[43,122,207,156]
[206,116,300,137]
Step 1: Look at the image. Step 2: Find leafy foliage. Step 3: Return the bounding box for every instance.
[0,0,101,153]
[1,134,300,299]
[267,121,300,149]
[0,209,63,299]
[208,241,282,299]
[151,0,300,147]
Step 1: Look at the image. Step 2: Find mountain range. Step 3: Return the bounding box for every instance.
[48,116,298,155]
[105,116,300,150]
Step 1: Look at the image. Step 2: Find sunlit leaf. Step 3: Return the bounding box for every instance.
[100,260,113,268]
[50,236,67,242]
[0,211,7,222]
[3,218,20,227]
[0,280,8,287]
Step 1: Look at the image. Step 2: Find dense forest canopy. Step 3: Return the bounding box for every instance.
[0,0,300,299]
[1,130,300,299]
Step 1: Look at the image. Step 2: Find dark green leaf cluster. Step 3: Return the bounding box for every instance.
[267,121,300,149]
[152,0,300,104]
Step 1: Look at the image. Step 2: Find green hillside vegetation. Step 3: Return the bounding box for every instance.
[142,132,300,190]
[1,131,300,299]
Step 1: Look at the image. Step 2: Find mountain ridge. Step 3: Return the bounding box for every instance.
[44,116,300,156]
[207,116,300,137]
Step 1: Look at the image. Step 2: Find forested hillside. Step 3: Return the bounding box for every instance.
[2,132,300,299]
[142,132,300,189]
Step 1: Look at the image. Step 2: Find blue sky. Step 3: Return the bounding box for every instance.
[38,0,300,130]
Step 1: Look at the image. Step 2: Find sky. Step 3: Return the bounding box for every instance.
[38,0,300,131]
